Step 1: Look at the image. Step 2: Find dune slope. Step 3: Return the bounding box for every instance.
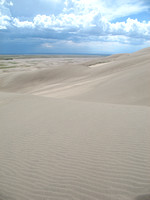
[0,92,150,200]
[0,48,150,106]
[0,48,150,200]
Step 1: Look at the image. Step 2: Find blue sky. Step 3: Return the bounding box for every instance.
[0,0,150,54]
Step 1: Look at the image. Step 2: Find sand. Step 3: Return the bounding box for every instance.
[0,48,150,200]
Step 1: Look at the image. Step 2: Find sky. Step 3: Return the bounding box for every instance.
[0,0,150,54]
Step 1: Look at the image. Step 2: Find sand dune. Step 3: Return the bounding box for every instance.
[0,48,150,105]
[0,48,150,200]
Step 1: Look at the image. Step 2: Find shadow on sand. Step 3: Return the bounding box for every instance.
[135,194,150,200]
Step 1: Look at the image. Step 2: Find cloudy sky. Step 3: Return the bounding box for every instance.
[0,0,150,54]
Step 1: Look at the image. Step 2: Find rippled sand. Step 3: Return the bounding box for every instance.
[0,48,150,200]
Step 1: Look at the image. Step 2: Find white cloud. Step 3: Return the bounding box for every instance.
[43,38,150,54]
[0,0,13,8]
[0,0,150,48]
[41,0,62,2]
[42,43,53,48]
[9,1,13,6]
[1,12,150,41]
[0,0,5,5]
[0,15,10,29]
[64,0,148,21]
[33,15,53,28]
[0,0,12,16]
[110,18,150,38]
[13,18,34,28]
[0,0,13,29]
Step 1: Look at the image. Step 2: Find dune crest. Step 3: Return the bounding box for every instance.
[0,48,150,106]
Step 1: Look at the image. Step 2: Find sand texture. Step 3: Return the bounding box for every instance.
[0,48,150,200]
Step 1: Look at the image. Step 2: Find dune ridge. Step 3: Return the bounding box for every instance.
[0,48,150,200]
[0,48,150,106]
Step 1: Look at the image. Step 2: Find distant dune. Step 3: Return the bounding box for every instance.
[0,47,150,105]
[0,48,150,200]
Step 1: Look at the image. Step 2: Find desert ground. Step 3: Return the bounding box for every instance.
[0,48,150,200]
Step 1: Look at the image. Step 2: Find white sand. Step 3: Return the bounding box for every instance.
[0,48,150,200]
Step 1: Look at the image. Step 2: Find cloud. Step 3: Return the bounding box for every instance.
[33,15,54,28]
[12,18,34,28]
[41,43,53,48]
[0,0,12,16]
[1,0,150,33]
[109,18,150,39]
[63,0,149,21]
[0,15,10,29]
[0,0,150,54]
[9,1,13,6]
[6,14,149,42]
